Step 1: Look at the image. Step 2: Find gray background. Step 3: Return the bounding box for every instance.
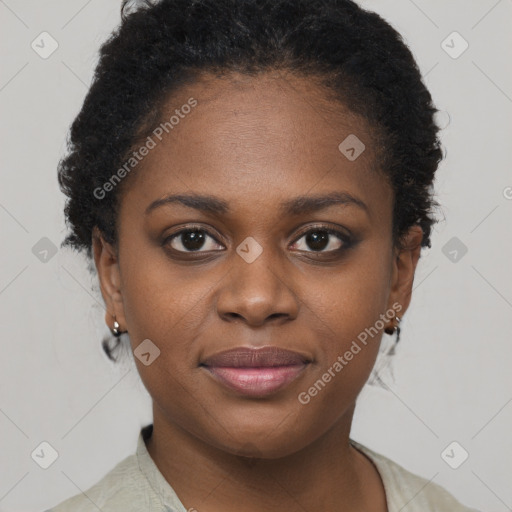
[1,0,511,510]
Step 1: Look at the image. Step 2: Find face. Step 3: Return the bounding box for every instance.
[93,70,422,458]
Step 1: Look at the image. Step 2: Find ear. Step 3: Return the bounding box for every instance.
[92,226,127,332]
[386,225,424,316]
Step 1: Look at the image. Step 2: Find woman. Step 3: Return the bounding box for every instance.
[47,0,480,510]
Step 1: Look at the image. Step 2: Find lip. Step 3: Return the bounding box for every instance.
[200,346,311,397]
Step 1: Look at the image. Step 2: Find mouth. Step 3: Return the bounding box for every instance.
[200,346,311,397]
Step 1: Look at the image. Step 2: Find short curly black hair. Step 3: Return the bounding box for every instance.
[58,0,443,360]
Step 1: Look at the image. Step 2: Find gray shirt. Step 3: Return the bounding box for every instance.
[45,424,480,511]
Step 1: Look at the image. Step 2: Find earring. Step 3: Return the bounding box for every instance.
[110,314,122,337]
[384,315,401,336]
[385,316,401,355]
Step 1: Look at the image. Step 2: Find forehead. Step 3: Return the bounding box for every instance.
[119,70,391,222]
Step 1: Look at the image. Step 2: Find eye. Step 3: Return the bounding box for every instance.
[163,224,353,257]
[290,225,351,253]
[164,226,224,253]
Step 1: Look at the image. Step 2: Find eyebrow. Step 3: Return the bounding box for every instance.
[144,191,369,216]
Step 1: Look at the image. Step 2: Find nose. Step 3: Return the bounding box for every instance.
[215,246,300,327]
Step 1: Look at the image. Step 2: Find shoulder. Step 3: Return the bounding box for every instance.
[44,453,146,512]
[351,440,481,512]
[44,424,185,512]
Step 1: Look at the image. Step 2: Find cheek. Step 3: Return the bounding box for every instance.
[306,251,392,341]
[120,249,211,341]
[119,260,212,432]
[299,250,392,390]
[285,263,392,450]
[119,253,223,408]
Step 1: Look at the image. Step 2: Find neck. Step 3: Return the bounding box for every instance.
[145,401,387,511]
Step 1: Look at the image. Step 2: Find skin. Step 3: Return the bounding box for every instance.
[92,70,423,511]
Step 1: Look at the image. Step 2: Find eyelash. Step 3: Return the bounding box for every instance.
[162,224,354,257]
